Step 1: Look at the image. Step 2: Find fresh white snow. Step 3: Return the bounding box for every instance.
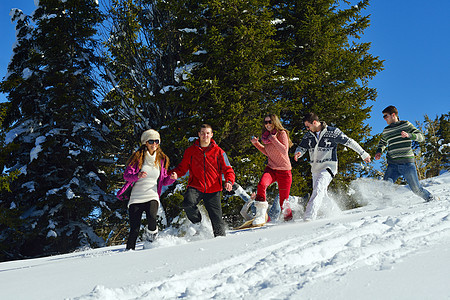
[0,173,449,300]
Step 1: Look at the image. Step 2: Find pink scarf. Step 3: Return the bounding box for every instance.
[261,129,277,144]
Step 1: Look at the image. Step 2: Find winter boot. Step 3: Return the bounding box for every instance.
[144,227,158,242]
[282,199,293,221]
[252,201,268,226]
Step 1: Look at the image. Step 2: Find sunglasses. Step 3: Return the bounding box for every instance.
[383,114,390,119]
[264,120,272,124]
[147,139,160,144]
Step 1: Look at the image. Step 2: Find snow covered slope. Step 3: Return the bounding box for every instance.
[0,173,449,300]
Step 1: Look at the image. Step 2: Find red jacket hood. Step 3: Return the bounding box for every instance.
[172,138,235,193]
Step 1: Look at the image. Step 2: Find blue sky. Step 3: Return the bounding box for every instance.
[0,0,449,135]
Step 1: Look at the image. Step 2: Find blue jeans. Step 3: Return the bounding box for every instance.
[268,195,281,221]
[384,163,432,201]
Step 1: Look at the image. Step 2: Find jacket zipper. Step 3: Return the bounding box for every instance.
[203,152,207,193]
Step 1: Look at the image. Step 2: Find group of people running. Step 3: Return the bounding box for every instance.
[117,106,436,250]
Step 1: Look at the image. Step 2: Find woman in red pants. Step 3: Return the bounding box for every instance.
[251,114,293,225]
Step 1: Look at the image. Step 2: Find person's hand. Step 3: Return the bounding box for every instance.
[170,172,178,180]
[251,136,259,145]
[374,153,381,160]
[401,131,410,138]
[294,152,301,161]
[364,155,371,163]
[138,171,147,179]
[225,182,233,192]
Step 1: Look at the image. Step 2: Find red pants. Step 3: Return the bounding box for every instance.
[256,167,292,208]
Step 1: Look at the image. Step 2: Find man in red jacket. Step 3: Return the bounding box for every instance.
[170,124,235,236]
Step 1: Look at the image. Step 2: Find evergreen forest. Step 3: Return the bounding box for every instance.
[0,0,448,262]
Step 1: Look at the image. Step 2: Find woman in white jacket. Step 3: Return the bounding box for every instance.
[294,113,371,221]
[118,129,175,250]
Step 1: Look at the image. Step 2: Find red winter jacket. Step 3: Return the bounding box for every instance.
[171,139,235,193]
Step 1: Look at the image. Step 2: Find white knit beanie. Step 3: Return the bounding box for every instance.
[140,129,161,145]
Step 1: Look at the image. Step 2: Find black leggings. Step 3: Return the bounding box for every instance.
[126,200,158,250]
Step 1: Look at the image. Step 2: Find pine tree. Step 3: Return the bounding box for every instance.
[98,0,185,187]
[270,0,384,194]
[100,0,182,148]
[421,113,450,178]
[0,102,21,257]
[96,0,188,239]
[106,0,285,225]
[0,0,109,261]
[0,102,20,193]
[159,0,281,174]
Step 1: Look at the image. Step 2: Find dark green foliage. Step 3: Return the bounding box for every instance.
[0,0,391,259]
[270,0,383,197]
[102,0,384,231]
[422,113,450,178]
[100,0,183,155]
[415,113,450,179]
[161,189,185,225]
[0,103,20,192]
[0,0,111,262]
[222,195,246,228]
[159,0,282,157]
[152,0,285,229]
[97,0,187,243]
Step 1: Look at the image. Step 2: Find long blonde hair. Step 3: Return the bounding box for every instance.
[262,114,293,148]
[127,145,170,170]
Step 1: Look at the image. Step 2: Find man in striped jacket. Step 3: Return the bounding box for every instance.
[374,105,435,202]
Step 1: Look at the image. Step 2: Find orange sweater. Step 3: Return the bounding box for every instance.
[254,130,291,170]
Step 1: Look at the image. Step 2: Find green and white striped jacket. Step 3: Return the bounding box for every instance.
[376,120,424,164]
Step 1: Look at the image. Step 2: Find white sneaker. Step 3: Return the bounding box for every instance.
[252,201,268,226]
